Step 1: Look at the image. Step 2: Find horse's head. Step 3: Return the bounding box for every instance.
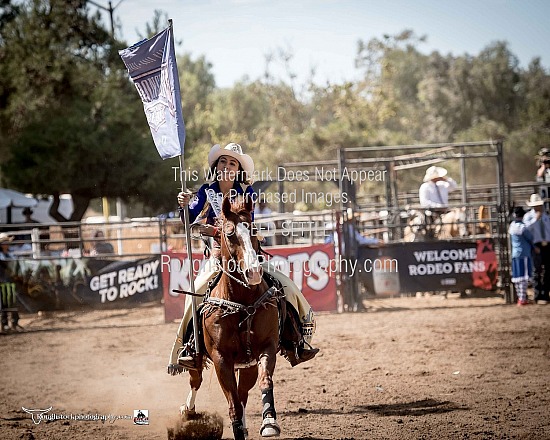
[220,194,263,286]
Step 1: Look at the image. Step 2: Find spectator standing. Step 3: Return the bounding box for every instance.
[90,230,114,255]
[13,208,39,253]
[524,194,550,304]
[22,207,38,224]
[535,147,550,212]
[0,233,20,332]
[254,197,275,246]
[509,207,534,306]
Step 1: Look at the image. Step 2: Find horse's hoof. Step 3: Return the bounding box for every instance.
[179,405,196,417]
[259,417,280,437]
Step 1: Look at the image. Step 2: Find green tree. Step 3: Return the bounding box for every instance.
[0,0,163,219]
[519,58,550,142]
[504,58,550,182]
[3,65,161,220]
[355,30,429,143]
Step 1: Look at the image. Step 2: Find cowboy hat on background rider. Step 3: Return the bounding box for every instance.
[168,142,319,373]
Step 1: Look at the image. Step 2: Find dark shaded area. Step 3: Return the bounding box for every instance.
[363,398,467,416]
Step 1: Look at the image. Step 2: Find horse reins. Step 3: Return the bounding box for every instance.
[203,284,283,359]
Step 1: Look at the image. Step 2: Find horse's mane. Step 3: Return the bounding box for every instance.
[224,194,252,218]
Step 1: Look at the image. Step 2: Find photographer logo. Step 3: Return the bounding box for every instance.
[133,409,149,425]
[21,407,52,424]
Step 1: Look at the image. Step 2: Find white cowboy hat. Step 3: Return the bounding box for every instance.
[527,193,544,207]
[423,166,448,182]
[207,143,255,178]
[0,232,13,243]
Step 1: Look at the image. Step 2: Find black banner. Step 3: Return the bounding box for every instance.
[357,239,498,295]
[0,257,163,313]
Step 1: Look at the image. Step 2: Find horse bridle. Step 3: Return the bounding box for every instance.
[202,221,281,360]
[218,219,263,289]
[217,259,251,289]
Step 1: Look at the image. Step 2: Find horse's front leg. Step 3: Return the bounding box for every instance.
[237,365,258,438]
[257,352,280,438]
[212,353,246,440]
[180,366,203,416]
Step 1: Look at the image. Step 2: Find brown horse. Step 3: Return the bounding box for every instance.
[181,195,282,440]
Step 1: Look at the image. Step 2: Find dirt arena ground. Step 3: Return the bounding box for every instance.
[1,293,550,440]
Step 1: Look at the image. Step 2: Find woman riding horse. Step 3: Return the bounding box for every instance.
[168,142,319,372]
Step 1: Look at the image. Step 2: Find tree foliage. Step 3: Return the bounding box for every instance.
[1,4,549,218]
[0,1,212,219]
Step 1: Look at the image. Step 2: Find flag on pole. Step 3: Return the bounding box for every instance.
[119,24,185,159]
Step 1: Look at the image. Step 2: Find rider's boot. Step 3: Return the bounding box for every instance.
[281,304,319,366]
[298,343,320,363]
[284,341,319,367]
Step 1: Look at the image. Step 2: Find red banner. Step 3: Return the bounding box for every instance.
[161,252,206,323]
[162,243,337,322]
[264,243,337,312]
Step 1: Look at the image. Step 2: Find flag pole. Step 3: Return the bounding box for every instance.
[178,157,200,356]
[169,19,200,358]
[119,19,197,372]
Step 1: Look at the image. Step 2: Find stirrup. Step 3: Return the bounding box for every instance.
[177,347,200,371]
[178,353,200,371]
[178,358,200,371]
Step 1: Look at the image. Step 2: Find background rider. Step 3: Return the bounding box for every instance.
[419,166,458,228]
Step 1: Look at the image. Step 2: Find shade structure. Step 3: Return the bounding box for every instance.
[0,188,38,209]
[0,188,38,224]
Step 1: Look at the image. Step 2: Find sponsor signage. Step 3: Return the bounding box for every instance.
[358,239,498,294]
[162,243,338,322]
[2,257,163,312]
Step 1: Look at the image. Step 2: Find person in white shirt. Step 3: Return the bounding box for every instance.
[418,166,458,236]
[419,166,458,209]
